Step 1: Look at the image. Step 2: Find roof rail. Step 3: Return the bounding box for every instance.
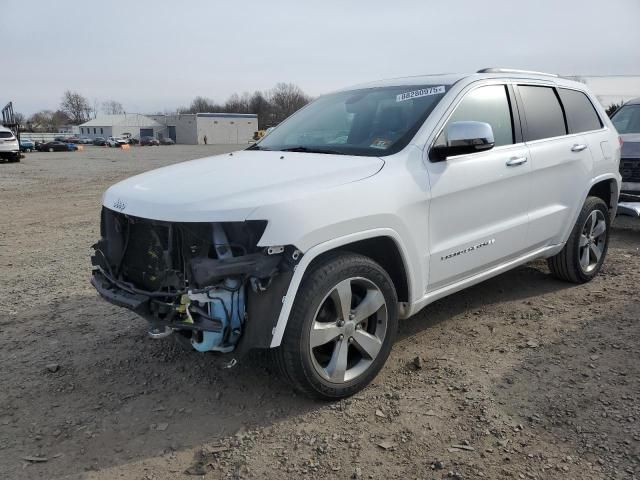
[477,68,558,77]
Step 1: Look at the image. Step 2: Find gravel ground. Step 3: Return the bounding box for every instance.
[0,146,638,480]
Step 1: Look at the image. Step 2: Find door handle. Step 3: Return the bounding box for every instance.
[506,156,528,167]
[571,144,587,152]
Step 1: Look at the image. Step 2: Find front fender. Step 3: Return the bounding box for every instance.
[269,228,413,348]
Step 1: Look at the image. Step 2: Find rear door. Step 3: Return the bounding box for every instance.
[515,84,594,248]
[426,83,531,290]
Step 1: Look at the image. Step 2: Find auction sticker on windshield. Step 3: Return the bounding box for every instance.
[396,86,445,102]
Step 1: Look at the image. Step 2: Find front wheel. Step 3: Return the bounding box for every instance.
[547,196,610,283]
[273,253,398,399]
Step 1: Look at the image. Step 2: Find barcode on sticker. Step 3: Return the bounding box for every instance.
[396,86,445,102]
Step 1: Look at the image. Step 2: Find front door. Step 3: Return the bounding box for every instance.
[426,83,531,290]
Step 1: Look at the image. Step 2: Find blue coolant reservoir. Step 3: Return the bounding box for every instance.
[190,223,245,353]
[191,282,245,353]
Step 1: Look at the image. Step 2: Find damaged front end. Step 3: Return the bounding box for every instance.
[91,208,299,357]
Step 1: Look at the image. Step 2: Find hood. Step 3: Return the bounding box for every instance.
[621,134,640,158]
[102,150,384,222]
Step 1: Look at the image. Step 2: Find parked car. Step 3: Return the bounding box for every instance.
[65,136,81,144]
[36,141,77,152]
[91,68,621,399]
[610,97,640,194]
[140,136,160,146]
[78,137,93,144]
[93,137,107,146]
[160,137,175,145]
[0,126,20,162]
[20,138,35,152]
[107,137,127,148]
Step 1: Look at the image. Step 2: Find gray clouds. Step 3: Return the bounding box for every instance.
[3,0,639,114]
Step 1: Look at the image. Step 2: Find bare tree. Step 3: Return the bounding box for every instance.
[178,96,222,114]
[28,110,52,131]
[60,90,91,124]
[224,93,246,113]
[13,112,25,127]
[91,98,100,119]
[270,83,310,122]
[179,83,312,126]
[102,100,124,115]
[605,101,624,117]
[28,110,71,132]
[249,91,272,128]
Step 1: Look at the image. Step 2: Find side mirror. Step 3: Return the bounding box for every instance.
[430,121,495,161]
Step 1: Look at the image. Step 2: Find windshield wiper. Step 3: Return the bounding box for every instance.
[246,144,270,151]
[279,146,345,155]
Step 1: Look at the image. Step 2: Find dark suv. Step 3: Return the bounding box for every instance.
[140,136,160,146]
[611,98,640,194]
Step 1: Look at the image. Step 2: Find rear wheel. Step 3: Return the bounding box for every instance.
[547,196,610,283]
[273,253,398,399]
[48,147,54,152]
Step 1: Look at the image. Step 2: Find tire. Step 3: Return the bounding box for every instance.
[547,196,610,283]
[272,253,398,400]
[48,147,54,152]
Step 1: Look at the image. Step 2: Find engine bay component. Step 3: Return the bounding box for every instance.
[189,221,244,352]
[91,208,297,354]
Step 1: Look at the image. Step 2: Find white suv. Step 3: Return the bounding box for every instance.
[91,68,621,399]
[107,136,127,147]
[0,126,21,162]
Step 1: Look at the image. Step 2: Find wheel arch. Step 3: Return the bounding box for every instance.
[561,174,620,246]
[587,176,619,218]
[269,228,413,348]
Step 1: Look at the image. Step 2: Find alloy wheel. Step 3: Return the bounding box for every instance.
[309,277,388,383]
[579,210,606,273]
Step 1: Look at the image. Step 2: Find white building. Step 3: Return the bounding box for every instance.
[150,113,258,145]
[79,114,163,140]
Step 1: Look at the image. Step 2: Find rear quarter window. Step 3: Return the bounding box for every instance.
[558,88,602,133]
[0,131,14,139]
[519,85,566,141]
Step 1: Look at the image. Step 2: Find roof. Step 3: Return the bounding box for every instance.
[80,114,162,128]
[197,113,257,118]
[342,73,466,91]
[339,69,586,92]
[625,97,640,105]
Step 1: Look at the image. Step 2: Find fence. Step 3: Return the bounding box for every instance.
[20,132,70,142]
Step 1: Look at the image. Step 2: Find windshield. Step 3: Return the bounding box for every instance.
[252,84,449,156]
[611,104,640,134]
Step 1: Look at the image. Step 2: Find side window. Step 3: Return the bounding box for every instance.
[611,105,640,134]
[519,85,566,141]
[435,85,513,148]
[558,88,602,133]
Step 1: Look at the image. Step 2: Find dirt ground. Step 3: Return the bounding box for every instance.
[0,146,638,480]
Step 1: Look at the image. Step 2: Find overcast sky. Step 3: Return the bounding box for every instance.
[3,0,639,115]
